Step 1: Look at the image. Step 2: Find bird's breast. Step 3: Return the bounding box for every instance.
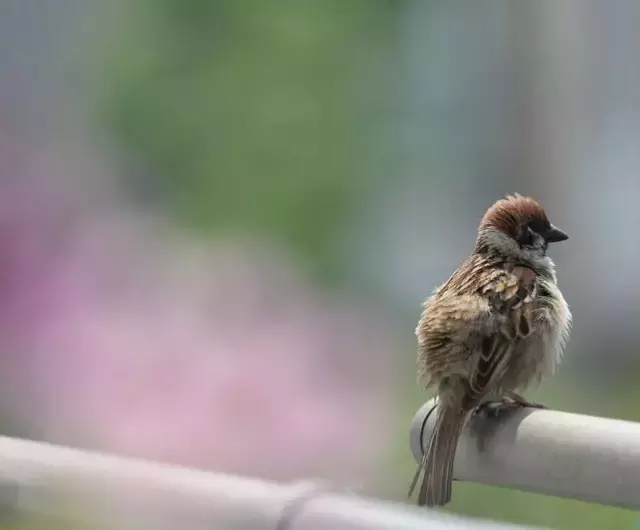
[506,280,571,390]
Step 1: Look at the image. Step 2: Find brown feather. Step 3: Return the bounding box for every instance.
[478,194,550,240]
[417,403,470,506]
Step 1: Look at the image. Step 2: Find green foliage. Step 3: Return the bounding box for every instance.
[97,0,397,280]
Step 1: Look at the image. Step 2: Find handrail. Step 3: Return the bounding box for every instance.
[410,399,640,510]
[0,434,538,529]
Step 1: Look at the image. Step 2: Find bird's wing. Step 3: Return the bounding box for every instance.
[416,256,503,387]
[417,254,540,391]
[467,265,538,399]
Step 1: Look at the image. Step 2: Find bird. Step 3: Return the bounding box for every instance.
[407,193,572,507]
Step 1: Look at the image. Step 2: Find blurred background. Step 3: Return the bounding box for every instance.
[0,1,639,529]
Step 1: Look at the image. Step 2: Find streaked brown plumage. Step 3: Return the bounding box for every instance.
[408,194,572,507]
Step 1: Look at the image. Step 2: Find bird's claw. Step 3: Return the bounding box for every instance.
[476,400,513,419]
[520,401,547,409]
[476,396,546,419]
[505,391,548,410]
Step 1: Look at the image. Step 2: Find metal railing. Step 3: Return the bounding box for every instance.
[0,434,538,529]
[410,399,640,510]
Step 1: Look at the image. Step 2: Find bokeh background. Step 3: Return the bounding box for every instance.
[1,1,639,529]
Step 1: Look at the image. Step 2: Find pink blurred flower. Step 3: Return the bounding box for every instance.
[0,134,398,487]
[32,225,396,484]
[0,136,119,424]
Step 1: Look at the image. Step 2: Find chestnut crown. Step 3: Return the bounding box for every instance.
[475,194,568,262]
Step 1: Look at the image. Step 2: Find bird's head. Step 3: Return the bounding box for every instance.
[475,194,568,271]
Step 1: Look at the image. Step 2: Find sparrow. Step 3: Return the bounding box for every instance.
[408,194,572,507]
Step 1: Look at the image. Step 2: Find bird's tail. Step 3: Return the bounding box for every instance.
[409,403,470,507]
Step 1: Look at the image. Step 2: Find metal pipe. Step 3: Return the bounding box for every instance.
[410,398,640,509]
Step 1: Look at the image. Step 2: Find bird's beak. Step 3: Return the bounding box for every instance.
[545,224,569,243]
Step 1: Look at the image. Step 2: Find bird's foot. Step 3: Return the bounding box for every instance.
[476,394,546,419]
[476,400,517,419]
[504,391,547,410]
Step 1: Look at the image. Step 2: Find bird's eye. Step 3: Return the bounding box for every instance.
[518,226,535,247]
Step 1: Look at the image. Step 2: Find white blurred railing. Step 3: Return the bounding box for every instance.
[411,399,640,510]
[0,435,537,529]
[1,401,635,529]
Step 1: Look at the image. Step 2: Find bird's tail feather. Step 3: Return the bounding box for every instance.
[414,404,469,507]
[407,450,427,501]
